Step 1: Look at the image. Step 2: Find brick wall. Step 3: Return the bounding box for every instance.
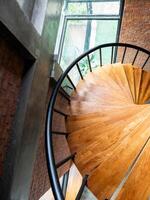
[29,83,71,199]
[119,0,150,70]
[29,132,50,200]
[0,37,24,176]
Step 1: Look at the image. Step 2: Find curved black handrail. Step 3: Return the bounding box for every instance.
[45,43,150,200]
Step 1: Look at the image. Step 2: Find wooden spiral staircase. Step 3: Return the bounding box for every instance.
[45,43,150,200]
[67,63,150,199]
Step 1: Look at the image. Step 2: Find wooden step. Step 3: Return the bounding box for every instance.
[69,107,150,174]
[138,70,150,104]
[112,63,134,102]
[68,106,150,175]
[70,101,134,115]
[87,112,150,199]
[92,66,129,98]
[124,64,136,102]
[133,67,142,104]
[102,64,132,102]
[116,138,150,200]
[71,69,130,104]
[102,63,133,103]
[67,104,147,132]
[68,120,125,154]
[66,63,150,199]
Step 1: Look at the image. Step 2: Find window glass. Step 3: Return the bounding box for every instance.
[66,1,120,15]
[67,3,87,15]
[55,0,122,79]
[60,20,87,70]
[60,19,118,70]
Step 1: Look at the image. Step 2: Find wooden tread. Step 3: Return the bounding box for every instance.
[66,63,150,199]
[116,138,150,200]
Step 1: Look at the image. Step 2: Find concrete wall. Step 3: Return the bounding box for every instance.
[16,0,36,20]
[0,0,63,199]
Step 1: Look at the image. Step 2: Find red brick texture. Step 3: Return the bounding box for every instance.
[119,0,150,70]
[29,85,71,200]
[0,38,24,176]
[29,132,50,200]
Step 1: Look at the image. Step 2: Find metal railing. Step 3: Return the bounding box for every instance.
[45,43,150,200]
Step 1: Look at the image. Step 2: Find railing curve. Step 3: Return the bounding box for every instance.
[45,43,150,200]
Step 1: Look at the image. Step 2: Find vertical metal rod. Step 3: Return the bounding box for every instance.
[76,63,84,80]
[59,88,70,102]
[52,131,68,136]
[63,85,73,90]
[142,55,150,69]
[62,170,70,198]
[132,49,139,65]
[114,46,118,63]
[54,108,67,117]
[121,46,127,63]
[111,46,114,64]
[56,153,76,168]
[99,48,102,66]
[87,54,92,72]
[67,75,76,90]
[75,175,89,200]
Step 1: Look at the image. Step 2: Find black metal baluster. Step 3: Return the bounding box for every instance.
[56,153,76,168]
[67,75,76,90]
[54,108,68,117]
[52,131,68,136]
[76,63,84,80]
[59,88,70,102]
[63,85,73,90]
[99,48,102,66]
[62,170,70,198]
[111,46,114,64]
[75,175,89,200]
[87,54,92,72]
[121,46,127,63]
[114,46,118,63]
[142,55,150,69]
[132,49,139,65]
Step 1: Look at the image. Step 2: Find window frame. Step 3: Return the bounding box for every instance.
[56,0,124,64]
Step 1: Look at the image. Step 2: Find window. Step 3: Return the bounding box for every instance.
[55,0,124,71]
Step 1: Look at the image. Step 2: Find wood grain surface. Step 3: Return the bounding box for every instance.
[66,63,150,199]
